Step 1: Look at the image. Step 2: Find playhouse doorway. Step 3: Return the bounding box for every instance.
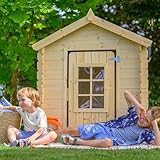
[67,50,115,127]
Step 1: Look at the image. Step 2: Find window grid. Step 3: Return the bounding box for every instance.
[78,67,104,109]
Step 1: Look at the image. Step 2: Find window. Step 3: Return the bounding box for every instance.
[78,67,104,109]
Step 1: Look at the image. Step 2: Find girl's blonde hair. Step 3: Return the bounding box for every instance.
[150,106,160,120]
[17,87,41,107]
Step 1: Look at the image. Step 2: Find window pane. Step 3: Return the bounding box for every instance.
[92,81,104,94]
[79,82,90,94]
[92,96,104,108]
[79,67,90,79]
[92,67,104,79]
[78,96,90,108]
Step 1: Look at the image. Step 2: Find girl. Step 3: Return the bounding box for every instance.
[57,91,160,147]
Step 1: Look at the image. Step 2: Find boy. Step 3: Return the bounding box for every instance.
[1,87,57,147]
[57,91,160,148]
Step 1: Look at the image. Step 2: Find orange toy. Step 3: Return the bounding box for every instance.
[47,116,61,131]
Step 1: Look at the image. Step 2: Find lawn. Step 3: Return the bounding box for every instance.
[0,145,160,160]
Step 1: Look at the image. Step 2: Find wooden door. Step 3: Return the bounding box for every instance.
[68,51,115,127]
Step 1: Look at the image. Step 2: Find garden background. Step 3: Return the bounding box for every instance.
[0,0,159,106]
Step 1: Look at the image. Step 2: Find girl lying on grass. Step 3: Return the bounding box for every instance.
[56,91,160,148]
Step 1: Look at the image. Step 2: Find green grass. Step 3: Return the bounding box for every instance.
[0,145,160,160]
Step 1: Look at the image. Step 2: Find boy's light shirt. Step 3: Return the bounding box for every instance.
[16,107,48,132]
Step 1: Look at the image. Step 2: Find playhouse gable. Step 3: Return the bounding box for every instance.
[32,9,152,51]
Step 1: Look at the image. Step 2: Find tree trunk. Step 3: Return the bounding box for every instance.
[9,68,19,104]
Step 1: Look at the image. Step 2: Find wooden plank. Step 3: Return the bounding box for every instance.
[83,112,92,124]
[67,40,119,51]
[120,51,139,59]
[45,61,63,68]
[115,46,121,117]
[44,95,64,101]
[85,51,92,64]
[120,69,140,78]
[45,70,63,80]
[93,15,152,47]
[77,52,85,64]
[44,79,63,86]
[44,98,64,106]
[98,113,107,122]
[65,26,119,41]
[106,51,115,119]
[92,51,101,63]
[116,107,128,117]
[139,46,148,108]
[120,63,140,69]
[63,48,68,127]
[120,78,140,88]
[73,53,79,127]
[141,95,148,109]
[45,43,64,51]
[50,23,120,42]
[140,78,148,89]
[91,113,99,123]
[68,52,77,127]
[45,89,64,97]
[119,40,139,50]
[45,107,63,114]
[140,59,148,69]
[120,58,139,64]
[140,47,148,58]
[32,15,90,50]
[77,112,84,126]
[120,70,140,78]
[40,48,46,108]
[45,51,64,61]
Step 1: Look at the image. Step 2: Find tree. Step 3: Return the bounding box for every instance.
[0,0,103,104]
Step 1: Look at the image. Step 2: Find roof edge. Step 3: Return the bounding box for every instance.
[32,9,152,51]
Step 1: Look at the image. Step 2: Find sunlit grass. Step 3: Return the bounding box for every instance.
[0,145,160,160]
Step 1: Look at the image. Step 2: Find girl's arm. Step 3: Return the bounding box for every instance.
[150,118,160,145]
[124,91,146,118]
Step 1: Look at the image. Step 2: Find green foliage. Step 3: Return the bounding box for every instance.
[0,0,51,101]
[149,75,160,106]
[0,0,159,105]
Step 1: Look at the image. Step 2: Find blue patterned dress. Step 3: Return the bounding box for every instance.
[78,105,155,145]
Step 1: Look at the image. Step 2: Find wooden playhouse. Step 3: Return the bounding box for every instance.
[32,9,152,128]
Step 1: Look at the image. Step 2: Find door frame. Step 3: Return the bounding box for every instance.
[66,49,117,127]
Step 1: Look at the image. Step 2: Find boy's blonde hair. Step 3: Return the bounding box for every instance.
[17,87,41,107]
[150,106,160,120]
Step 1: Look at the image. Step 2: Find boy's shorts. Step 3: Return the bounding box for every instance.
[18,130,48,140]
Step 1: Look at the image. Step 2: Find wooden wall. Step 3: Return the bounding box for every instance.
[37,24,148,127]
